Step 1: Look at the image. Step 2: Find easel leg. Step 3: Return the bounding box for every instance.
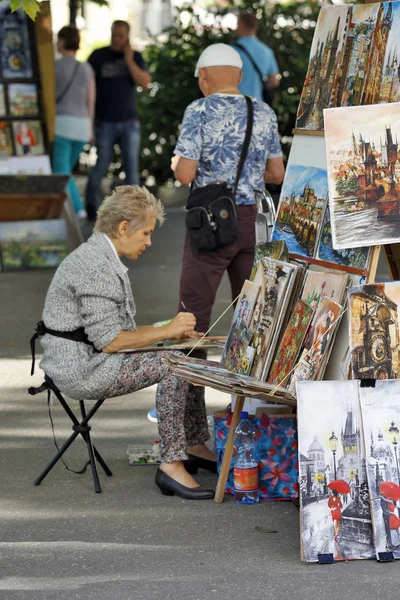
[214,395,245,504]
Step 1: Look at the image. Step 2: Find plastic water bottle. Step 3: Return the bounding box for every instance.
[233,411,259,505]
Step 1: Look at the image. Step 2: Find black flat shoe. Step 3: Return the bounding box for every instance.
[187,454,218,474]
[155,468,215,500]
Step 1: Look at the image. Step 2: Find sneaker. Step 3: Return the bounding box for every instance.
[77,209,87,220]
[147,408,158,423]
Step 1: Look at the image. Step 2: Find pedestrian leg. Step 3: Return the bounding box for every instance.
[85,121,116,218]
[118,119,141,185]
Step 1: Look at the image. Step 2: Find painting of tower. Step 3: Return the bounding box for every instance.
[297,2,400,131]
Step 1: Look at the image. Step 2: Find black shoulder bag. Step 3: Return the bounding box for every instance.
[233,43,274,107]
[185,95,254,253]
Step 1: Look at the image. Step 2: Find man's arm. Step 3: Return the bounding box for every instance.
[264,156,285,185]
[267,72,280,89]
[173,156,198,185]
[124,46,151,89]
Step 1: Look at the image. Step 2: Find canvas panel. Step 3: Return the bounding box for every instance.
[0,3,33,79]
[268,299,314,388]
[0,120,12,157]
[12,120,45,156]
[349,282,400,380]
[297,380,375,562]
[324,101,400,250]
[359,380,400,559]
[296,3,400,131]
[272,135,328,258]
[8,83,39,117]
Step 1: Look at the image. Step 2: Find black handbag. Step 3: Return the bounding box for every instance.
[233,43,274,107]
[185,95,254,253]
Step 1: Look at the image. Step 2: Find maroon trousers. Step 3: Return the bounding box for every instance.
[179,205,257,333]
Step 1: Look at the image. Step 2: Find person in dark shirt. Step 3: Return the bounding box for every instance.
[85,20,151,220]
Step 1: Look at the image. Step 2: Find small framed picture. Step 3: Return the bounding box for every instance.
[8,83,39,117]
[0,121,13,157]
[0,4,33,79]
[12,120,45,156]
[0,84,5,117]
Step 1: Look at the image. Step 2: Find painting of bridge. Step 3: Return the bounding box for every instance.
[273,164,328,258]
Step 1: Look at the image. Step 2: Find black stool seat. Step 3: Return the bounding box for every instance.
[28,374,112,493]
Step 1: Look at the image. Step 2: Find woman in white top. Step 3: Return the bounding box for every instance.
[53,26,95,217]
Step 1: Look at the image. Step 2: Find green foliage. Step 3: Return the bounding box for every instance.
[346,173,359,195]
[137,0,323,187]
[9,0,40,20]
[336,176,346,198]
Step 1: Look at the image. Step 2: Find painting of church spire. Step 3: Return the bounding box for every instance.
[296,2,400,131]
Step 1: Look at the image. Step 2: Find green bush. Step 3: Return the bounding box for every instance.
[137,0,324,187]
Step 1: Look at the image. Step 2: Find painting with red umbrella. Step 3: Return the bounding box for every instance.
[297,380,375,562]
[360,381,400,559]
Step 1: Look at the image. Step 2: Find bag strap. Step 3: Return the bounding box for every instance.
[56,60,81,104]
[233,42,265,83]
[234,96,254,193]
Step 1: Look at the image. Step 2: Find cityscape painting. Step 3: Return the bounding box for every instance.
[297,380,375,562]
[296,3,400,131]
[349,282,400,380]
[360,381,400,559]
[272,135,328,258]
[324,102,400,249]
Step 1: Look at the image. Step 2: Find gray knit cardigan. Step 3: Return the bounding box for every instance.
[40,232,137,400]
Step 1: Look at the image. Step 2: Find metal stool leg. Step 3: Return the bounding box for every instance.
[79,401,102,493]
[34,429,81,486]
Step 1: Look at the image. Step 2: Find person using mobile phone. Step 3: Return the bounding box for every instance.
[85,20,152,221]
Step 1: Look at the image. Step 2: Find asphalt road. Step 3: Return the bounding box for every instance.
[0,207,399,599]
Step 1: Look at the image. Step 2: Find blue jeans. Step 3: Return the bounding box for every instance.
[85,119,141,211]
[53,135,86,213]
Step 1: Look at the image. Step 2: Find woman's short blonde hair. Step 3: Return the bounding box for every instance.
[94,185,165,236]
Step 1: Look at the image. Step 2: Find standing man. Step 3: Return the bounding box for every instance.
[85,20,151,220]
[172,43,284,336]
[233,12,280,104]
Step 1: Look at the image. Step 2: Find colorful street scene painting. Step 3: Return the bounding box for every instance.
[349,282,400,380]
[268,299,314,388]
[0,220,68,270]
[272,135,328,258]
[8,83,39,117]
[360,380,400,559]
[325,102,400,249]
[296,3,400,131]
[297,380,375,562]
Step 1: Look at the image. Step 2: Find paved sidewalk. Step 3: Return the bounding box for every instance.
[0,207,398,599]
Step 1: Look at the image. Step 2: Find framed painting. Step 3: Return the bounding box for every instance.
[349,282,400,380]
[12,120,45,156]
[324,101,400,250]
[0,121,13,157]
[0,84,5,116]
[301,269,349,309]
[359,380,400,560]
[297,380,375,562]
[0,3,33,79]
[0,220,68,271]
[8,83,39,117]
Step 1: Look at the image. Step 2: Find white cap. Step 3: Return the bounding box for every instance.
[194,43,243,77]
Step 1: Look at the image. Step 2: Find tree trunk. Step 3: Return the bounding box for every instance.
[69,0,79,25]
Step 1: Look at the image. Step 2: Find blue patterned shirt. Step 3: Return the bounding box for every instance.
[174,93,282,205]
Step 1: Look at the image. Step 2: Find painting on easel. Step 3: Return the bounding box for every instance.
[297,380,375,562]
[324,102,400,250]
[360,380,400,560]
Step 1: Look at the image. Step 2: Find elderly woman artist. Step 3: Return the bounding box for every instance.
[39,186,217,500]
